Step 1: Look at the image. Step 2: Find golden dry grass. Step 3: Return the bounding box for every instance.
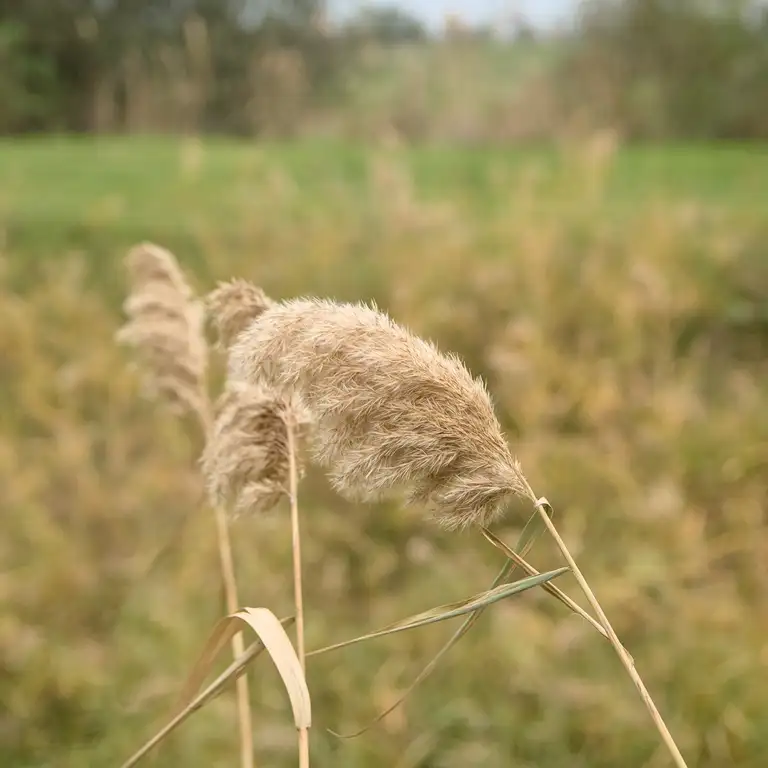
[1,140,767,767]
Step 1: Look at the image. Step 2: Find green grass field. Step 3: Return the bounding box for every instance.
[3,135,767,307]
[1,137,767,768]
[2,136,767,245]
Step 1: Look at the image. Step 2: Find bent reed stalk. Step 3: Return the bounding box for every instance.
[120,260,689,768]
[227,292,689,768]
[532,497,689,768]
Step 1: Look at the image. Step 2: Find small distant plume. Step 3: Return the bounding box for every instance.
[125,242,193,299]
[204,280,310,516]
[229,299,533,529]
[202,382,309,517]
[116,242,208,419]
[207,279,274,350]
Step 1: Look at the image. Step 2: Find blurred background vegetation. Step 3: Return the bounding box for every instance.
[1,1,767,767]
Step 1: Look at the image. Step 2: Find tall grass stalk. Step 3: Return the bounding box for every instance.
[209,480,254,768]
[229,293,691,766]
[117,243,254,768]
[287,412,310,768]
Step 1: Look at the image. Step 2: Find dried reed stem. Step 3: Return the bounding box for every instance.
[287,411,310,768]
[211,491,254,768]
[187,375,256,768]
[534,498,689,768]
[202,385,303,768]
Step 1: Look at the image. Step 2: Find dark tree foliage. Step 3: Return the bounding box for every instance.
[2,0,768,139]
[562,0,768,139]
[0,0,338,134]
[344,5,427,44]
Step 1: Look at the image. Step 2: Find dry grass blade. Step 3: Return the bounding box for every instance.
[119,614,295,768]
[332,502,554,738]
[533,498,689,768]
[230,298,534,529]
[323,567,567,736]
[480,527,613,643]
[309,568,568,666]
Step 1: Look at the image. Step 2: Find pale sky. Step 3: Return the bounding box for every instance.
[331,0,579,29]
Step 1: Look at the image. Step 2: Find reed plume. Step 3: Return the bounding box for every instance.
[207,279,274,350]
[229,298,532,529]
[202,382,308,518]
[116,242,208,420]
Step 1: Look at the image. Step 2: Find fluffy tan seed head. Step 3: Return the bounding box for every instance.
[116,242,208,418]
[207,279,274,350]
[229,298,533,529]
[125,241,193,299]
[201,382,309,517]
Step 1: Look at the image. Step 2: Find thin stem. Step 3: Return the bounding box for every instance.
[213,504,254,768]
[286,413,310,768]
[534,499,688,768]
[201,399,254,768]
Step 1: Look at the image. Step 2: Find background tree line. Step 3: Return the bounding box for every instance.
[1,0,767,140]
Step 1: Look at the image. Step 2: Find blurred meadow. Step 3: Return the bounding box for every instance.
[2,2,768,768]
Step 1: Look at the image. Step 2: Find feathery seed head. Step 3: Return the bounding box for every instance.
[116,243,208,418]
[206,279,274,350]
[125,242,193,299]
[201,382,310,518]
[229,298,533,529]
